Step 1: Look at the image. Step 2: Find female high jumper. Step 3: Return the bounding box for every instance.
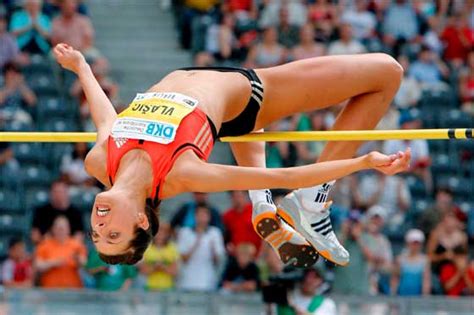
[53,43,410,267]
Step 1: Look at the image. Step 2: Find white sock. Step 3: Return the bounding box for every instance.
[249,189,274,205]
[297,181,336,212]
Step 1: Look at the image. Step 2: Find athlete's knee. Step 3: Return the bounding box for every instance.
[374,53,404,86]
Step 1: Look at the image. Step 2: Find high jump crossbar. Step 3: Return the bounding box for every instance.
[0,129,472,143]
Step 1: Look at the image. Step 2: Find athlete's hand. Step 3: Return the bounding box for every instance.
[53,43,86,74]
[366,148,411,175]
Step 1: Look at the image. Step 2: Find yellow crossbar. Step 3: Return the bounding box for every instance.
[0,129,472,143]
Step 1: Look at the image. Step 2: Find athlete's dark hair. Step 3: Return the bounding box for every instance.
[98,198,159,265]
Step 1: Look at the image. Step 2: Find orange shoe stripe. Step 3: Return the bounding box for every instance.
[277,208,295,227]
[266,232,280,243]
[267,230,287,249]
[253,212,277,227]
[282,230,293,242]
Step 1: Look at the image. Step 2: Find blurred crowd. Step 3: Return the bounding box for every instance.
[1,1,474,315]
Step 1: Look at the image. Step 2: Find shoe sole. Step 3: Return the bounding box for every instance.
[277,197,349,267]
[253,212,319,268]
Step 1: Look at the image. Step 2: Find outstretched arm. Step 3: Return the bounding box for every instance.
[183,149,411,193]
[53,43,117,144]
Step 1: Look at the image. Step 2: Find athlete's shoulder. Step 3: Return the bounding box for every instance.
[84,140,109,186]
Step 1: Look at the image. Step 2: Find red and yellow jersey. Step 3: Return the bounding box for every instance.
[106,92,215,201]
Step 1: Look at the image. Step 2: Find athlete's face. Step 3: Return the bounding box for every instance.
[90,190,149,255]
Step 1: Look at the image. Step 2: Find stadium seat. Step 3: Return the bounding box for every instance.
[419,89,457,109]
[428,140,447,154]
[43,143,72,173]
[406,175,427,199]
[23,54,54,75]
[39,118,79,132]
[0,236,9,260]
[0,190,22,214]
[12,143,45,165]
[20,165,52,186]
[37,96,79,121]
[71,188,97,212]
[0,214,26,234]
[431,153,460,177]
[436,176,473,199]
[439,109,473,128]
[28,74,58,96]
[24,187,49,211]
[5,120,34,132]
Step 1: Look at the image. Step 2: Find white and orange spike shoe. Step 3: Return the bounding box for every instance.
[252,202,319,268]
[277,190,350,267]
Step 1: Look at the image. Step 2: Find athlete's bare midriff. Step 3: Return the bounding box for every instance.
[146,70,253,130]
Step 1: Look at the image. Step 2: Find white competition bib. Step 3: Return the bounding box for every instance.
[111,92,198,144]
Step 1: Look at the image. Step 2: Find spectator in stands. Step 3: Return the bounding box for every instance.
[222,190,261,254]
[0,62,36,126]
[439,244,474,296]
[458,50,474,116]
[244,27,287,68]
[293,111,328,165]
[422,16,443,57]
[140,223,179,291]
[176,205,225,291]
[327,23,366,56]
[291,24,325,61]
[467,259,474,295]
[0,140,19,176]
[196,12,242,66]
[354,170,411,233]
[86,248,137,291]
[60,142,97,188]
[418,188,462,237]
[51,0,97,59]
[264,119,297,168]
[383,110,433,193]
[0,11,20,69]
[227,0,253,14]
[257,242,283,285]
[408,45,450,90]
[259,0,307,28]
[221,243,260,293]
[9,0,51,55]
[393,55,422,109]
[440,13,474,66]
[328,176,357,229]
[178,0,218,50]
[170,192,222,231]
[0,238,33,288]
[307,0,337,43]
[35,215,87,288]
[427,210,468,280]
[382,0,419,56]
[341,0,376,42]
[332,211,370,295]
[391,229,431,296]
[31,180,84,244]
[276,6,299,49]
[43,0,89,17]
[287,268,337,315]
[364,206,393,295]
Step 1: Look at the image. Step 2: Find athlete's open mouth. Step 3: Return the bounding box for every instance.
[96,207,110,217]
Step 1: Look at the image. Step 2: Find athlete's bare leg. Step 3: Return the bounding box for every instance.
[253,53,403,265]
[255,53,403,158]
